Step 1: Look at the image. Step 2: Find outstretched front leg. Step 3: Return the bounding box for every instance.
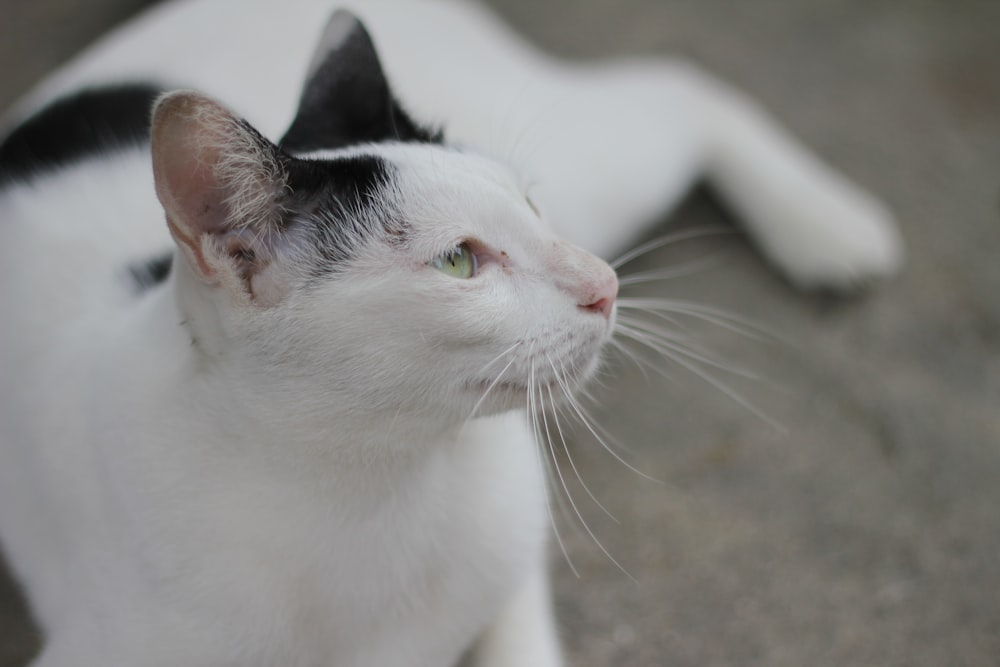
[674,64,904,289]
[519,58,902,290]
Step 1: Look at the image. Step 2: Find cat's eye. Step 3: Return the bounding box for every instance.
[431,242,477,279]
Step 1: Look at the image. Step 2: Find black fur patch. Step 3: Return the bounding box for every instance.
[280,15,441,154]
[283,153,400,277]
[120,123,396,290]
[123,154,393,290]
[0,83,163,186]
[128,251,173,292]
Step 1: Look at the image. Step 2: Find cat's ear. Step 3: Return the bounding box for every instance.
[151,91,290,305]
[280,9,440,153]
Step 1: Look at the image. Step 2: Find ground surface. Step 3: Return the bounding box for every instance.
[1,1,998,666]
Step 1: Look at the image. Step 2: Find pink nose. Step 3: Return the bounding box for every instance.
[578,274,618,319]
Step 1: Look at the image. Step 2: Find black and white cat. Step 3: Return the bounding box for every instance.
[0,1,902,666]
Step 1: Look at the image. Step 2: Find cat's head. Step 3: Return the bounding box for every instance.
[150,11,617,433]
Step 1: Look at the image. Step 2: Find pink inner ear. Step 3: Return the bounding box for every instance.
[151,92,290,301]
[152,95,234,243]
[151,92,284,285]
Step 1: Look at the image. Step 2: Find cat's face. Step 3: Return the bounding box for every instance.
[149,10,617,431]
[274,144,618,422]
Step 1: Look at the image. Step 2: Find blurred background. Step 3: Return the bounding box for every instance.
[1,1,998,665]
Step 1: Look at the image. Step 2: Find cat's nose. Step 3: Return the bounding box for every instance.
[550,239,619,319]
[577,272,618,319]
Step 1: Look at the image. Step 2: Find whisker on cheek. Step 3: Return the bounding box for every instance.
[609,226,738,270]
[549,352,665,486]
[615,314,763,382]
[527,353,579,578]
[545,356,619,526]
[613,319,784,431]
[462,353,519,428]
[616,297,785,344]
[615,251,730,287]
[538,364,635,582]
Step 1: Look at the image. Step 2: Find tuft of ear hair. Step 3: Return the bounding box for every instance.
[280,9,441,154]
[151,91,290,296]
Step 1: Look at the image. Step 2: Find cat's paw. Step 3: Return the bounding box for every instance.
[757,180,904,291]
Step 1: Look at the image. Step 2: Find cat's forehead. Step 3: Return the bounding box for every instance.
[405,150,523,215]
[381,145,543,247]
[302,143,523,201]
[292,142,541,257]
[383,144,519,187]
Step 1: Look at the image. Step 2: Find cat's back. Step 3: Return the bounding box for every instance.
[0,122,165,368]
[10,0,547,144]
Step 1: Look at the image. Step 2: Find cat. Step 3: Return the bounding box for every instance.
[0,1,902,666]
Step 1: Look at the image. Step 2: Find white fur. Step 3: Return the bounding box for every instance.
[0,1,903,666]
[8,0,902,280]
[0,141,599,666]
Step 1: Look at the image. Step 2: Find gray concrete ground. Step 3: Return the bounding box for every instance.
[1,1,998,665]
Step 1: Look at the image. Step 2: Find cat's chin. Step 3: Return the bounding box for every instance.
[466,379,533,412]
[467,356,602,414]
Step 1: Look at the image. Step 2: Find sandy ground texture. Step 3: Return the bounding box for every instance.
[1,1,998,666]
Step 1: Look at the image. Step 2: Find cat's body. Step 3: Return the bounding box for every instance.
[0,1,901,666]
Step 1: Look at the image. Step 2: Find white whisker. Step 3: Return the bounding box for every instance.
[476,340,523,376]
[614,322,784,431]
[533,375,583,538]
[528,355,578,577]
[616,252,730,287]
[609,226,738,270]
[608,336,681,387]
[618,307,697,343]
[545,357,619,525]
[538,366,634,582]
[614,313,688,344]
[553,356,639,458]
[616,297,784,343]
[606,337,654,381]
[464,354,519,424]
[550,356,665,485]
[615,316,763,382]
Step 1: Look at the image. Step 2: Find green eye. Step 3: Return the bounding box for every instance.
[431,242,477,279]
